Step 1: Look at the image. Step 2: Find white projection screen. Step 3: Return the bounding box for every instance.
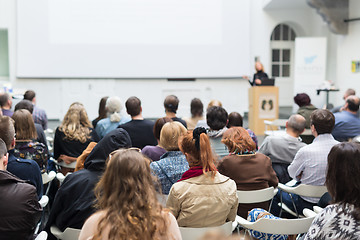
[17,0,250,78]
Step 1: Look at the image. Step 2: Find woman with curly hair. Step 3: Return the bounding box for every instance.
[54,102,99,165]
[217,127,278,218]
[79,149,181,240]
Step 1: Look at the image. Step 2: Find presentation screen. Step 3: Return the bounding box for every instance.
[17,0,250,78]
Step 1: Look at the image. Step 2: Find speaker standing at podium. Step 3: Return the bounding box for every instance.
[251,61,269,86]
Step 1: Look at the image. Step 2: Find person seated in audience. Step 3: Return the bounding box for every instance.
[270,109,339,217]
[0,138,42,240]
[0,116,43,199]
[258,114,307,183]
[95,96,130,139]
[23,90,48,130]
[0,92,13,117]
[15,99,48,150]
[54,102,99,169]
[12,109,49,172]
[305,142,360,239]
[79,148,182,240]
[206,106,229,160]
[217,127,278,218]
[163,95,187,128]
[150,121,188,194]
[183,98,204,130]
[142,117,173,161]
[227,111,258,150]
[332,95,360,141]
[166,127,238,227]
[74,142,97,172]
[118,96,157,149]
[196,99,223,129]
[92,96,108,129]
[294,93,317,129]
[45,128,131,239]
[331,88,359,116]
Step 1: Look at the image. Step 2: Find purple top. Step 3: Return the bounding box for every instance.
[142,145,167,162]
[2,109,13,117]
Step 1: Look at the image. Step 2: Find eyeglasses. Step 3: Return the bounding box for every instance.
[107,147,141,162]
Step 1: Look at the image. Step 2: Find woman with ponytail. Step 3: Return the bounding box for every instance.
[166,127,238,227]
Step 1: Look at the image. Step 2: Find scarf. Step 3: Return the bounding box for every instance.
[177,166,204,182]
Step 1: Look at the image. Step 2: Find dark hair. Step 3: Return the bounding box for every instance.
[0,93,10,107]
[227,112,243,128]
[96,96,109,121]
[346,97,360,112]
[153,117,173,140]
[0,138,7,157]
[0,116,15,150]
[190,98,203,117]
[164,95,179,114]
[15,100,34,114]
[294,93,311,107]
[310,109,335,134]
[206,106,228,130]
[125,96,141,117]
[23,90,36,101]
[326,142,360,220]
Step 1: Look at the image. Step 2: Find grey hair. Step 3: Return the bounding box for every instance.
[288,114,306,134]
[106,96,122,122]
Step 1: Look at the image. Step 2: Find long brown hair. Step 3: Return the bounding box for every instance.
[93,149,169,240]
[221,127,256,154]
[59,102,92,143]
[178,128,217,177]
[12,109,37,140]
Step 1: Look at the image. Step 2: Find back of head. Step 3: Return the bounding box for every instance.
[12,109,37,140]
[310,109,335,135]
[153,117,173,140]
[0,116,15,150]
[164,95,179,114]
[221,127,256,154]
[23,90,36,101]
[125,96,141,117]
[346,96,360,112]
[227,112,243,128]
[0,93,10,107]
[344,88,356,99]
[190,98,203,118]
[106,96,122,122]
[206,106,228,130]
[294,93,311,107]
[15,100,34,114]
[159,121,187,151]
[287,114,306,134]
[207,100,222,110]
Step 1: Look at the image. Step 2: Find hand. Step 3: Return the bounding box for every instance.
[255,79,262,85]
[242,75,249,80]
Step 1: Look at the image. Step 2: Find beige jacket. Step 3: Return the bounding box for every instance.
[166,172,238,227]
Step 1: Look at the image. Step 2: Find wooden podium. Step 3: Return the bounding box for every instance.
[248,86,279,135]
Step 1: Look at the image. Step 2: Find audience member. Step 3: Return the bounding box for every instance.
[142,117,173,161]
[95,96,130,139]
[79,149,181,240]
[305,142,360,239]
[271,109,338,216]
[294,93,317,129]
[167,127,238,227]
[183,98,204,130]
[92,96,108,129]
[331,88,358,116]
[118,96,157,149]
[0,92,13,117]
[332,95,360,141]
[12,109,49,172]
[206,106,229,159]
[258,114,307,183]
[163,95,187,128]
[196,99,222,129]
[23,90,48,130]
[150,121,188,194]
[218,127,278,218]
[227,111,258,150]
[74,142,97,172]
[54,102,99,167]
[45,128,131,238]
[0,116,43,199]
[0,138,42,240]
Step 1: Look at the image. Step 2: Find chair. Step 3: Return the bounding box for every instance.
[56,172,72,185]
[264,119,287,136]
[237,187,277,204]
[50,226,81,240]
[42,171,56,195]
[35,195,50,233]
[179,221,233,240]
[313,206,323,214]
[35,231,48,240]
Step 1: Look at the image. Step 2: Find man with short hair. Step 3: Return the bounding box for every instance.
[163,95,187,128]
[0,116,43,199]
[0,92,13,117]
[117,96,157,149]
[24,90,48,130]
[259,114,307,183]
[331,88,358,116]
[332,95,360,141]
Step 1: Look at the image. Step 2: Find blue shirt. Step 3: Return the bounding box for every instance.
[332,111,360,142]
[95,116,131,139]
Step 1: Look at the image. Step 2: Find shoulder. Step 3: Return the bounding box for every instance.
[79,211,106,240]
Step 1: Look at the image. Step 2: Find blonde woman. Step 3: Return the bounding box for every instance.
[79,149,182,240]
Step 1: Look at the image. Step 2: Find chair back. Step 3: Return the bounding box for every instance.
[179,222,232,240]
[42,171,56,184]
[50,226,81,240]
[35,231,48,240]
[237,187,276,204]
[278,183,327,198]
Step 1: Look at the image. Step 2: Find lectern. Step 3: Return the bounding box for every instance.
[248,86,279,135]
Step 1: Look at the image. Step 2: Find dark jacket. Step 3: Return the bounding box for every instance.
[45,128,131,238]
[0,170,42,240]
